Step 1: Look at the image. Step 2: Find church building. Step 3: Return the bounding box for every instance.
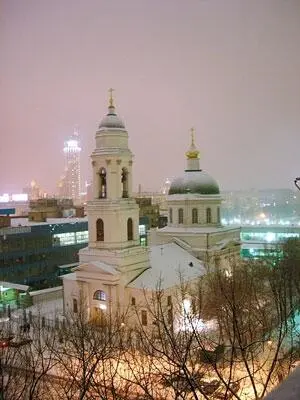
[150,129,241,270]
[62,92,240,324]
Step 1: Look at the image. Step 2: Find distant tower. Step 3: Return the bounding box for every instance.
[62,129,81,203]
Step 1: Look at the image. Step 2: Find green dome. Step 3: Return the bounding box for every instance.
[169,170,220,195]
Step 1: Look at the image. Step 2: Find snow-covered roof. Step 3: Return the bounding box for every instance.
[0,281,29,291]
[74,260,119,275]
[10,217,87,227]
[128,243,205,290]
[158,226,240,234]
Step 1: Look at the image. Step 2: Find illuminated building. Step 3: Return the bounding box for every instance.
[58,130,81,203]
[62,92,220,326]
[150,128,241,269]
[0,217,88,289]
[241,225,300,259]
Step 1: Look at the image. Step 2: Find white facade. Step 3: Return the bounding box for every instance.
[63,94,151,320]
[150,130,241,269]
[63,98,240,325]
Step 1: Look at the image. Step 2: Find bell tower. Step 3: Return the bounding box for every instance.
[79,90,149,276]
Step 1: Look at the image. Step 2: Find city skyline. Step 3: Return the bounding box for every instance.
[1,0,300,194]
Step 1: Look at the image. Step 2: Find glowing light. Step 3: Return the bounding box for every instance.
[12,193,28,202]
[183,298,191,314]
[265,232,276,242]
[0,194,9,202]
[99,304,107,310]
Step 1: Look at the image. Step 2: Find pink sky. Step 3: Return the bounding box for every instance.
[1,0,300,194]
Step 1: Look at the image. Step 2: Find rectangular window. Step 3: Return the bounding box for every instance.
[167,295,172,307]
[75,231,89,243]
[138,225,146,236]
[53,232,76,246]
[131,297,136,306]
[167,308,173,325]
[141,310,147,326]
[73,298,78,313]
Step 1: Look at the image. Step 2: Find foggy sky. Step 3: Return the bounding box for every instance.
[1,0,300,194]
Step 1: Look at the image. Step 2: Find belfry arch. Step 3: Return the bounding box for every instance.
[121,168,129,198]
[99,168,107,198]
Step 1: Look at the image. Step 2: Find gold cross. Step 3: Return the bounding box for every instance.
[108,88,115,107]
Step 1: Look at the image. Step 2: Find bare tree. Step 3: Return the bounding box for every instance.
[126,254,300,400]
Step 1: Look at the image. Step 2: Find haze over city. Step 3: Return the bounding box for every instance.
[1,0,300,194]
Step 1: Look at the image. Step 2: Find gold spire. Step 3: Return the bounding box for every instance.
[108,88,115,108]
[186,127,200,159]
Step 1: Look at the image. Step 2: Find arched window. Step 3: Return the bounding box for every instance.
[206,208,212,224]
[127,218,133,241]
[99,168,107,198]
[121,168,129,198]
[93,290,106,301]
[217,207,221,224]
[178,208,184,224]
[96,218,104,241]
[192,208,198,224]
[169,208,173,224]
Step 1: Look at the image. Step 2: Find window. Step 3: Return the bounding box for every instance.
[167,296,172,307]
[167,309,173,325]
[73,298,78,313]
[178,208,183,224]
[140,237,146,246]
[52,232,76,246]
[75,231,89,243]
[169,208,173,224]
[131,297,136,306]
[192,208,198,224]
[99,168,107,198]
[141,310,148,326]
[96,219,104,241]
[93,290,106,301]
[217,207,221,224]
[121,168,129,198]
[206,208,212,224]
[139,225,146,236]
[127,218,133,241]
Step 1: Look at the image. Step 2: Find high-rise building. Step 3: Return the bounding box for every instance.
[59,130,81,203]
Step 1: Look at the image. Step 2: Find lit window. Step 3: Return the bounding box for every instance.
[93,290,106,301]
[75,231,89,243]
[183,298,191,314]
[53,232,76,246]
[139,225,146,236]
[99,168,107,198]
